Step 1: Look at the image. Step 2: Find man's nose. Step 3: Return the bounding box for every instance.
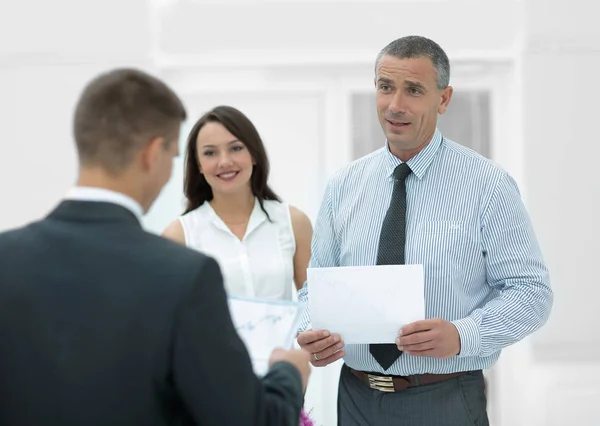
[388,91,407,114]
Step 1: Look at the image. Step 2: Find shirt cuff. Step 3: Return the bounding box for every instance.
[451,316,481,358]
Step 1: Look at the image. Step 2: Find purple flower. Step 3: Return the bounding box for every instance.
[299,408,315,426]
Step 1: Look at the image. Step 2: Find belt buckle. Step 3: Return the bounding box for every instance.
[367,374,395,392]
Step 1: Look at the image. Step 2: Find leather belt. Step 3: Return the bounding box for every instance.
[348,366,469,392]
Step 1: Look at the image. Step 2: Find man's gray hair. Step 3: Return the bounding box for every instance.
[375,35,450,90]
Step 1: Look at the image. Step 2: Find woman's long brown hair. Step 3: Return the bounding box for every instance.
[183,105,281,218]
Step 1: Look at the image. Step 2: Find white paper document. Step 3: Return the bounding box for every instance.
[307,264,425,344]
[227,296,304,376]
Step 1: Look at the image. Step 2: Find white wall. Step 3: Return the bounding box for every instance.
[0,0,154,230]
[517,0,600,424]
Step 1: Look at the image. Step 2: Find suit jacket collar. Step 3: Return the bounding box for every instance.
[65,187,144,220]
[46,200,141,226]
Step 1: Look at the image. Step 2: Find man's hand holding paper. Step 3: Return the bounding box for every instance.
[296,329,345,367]
[396,318,461,358]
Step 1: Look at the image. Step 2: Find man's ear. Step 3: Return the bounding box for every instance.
[438,86,453,115]
[140,137,165,171]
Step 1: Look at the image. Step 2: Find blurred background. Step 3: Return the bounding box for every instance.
[0,0,598,425]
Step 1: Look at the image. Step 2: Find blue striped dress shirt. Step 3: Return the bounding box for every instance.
[298,128,553,375]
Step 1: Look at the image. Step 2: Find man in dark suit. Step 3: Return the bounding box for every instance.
[0,68,310,426]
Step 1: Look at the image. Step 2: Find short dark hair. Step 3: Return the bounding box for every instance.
[73,68,186,174]
[183,105,280,216]
[375,35,450,89]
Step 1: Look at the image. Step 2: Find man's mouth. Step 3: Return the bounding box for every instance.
[386,119,410,127]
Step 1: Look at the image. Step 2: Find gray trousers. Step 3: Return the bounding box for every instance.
[337,364,489,426]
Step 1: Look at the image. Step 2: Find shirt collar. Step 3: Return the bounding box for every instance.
[64,187,144,221]
[205,197,267,240]
[381,128,444,180]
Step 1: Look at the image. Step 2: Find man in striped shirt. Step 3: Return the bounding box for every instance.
[297,35,553,425]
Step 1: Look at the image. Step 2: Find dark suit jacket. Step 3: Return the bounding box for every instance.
[0,200,304,426]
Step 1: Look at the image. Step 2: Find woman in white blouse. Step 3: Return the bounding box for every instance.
[162,105,313,300]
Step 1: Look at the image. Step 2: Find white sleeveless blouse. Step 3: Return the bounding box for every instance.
[178,198,297,300]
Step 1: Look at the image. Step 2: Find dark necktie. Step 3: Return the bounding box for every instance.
[369,162,412,371]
